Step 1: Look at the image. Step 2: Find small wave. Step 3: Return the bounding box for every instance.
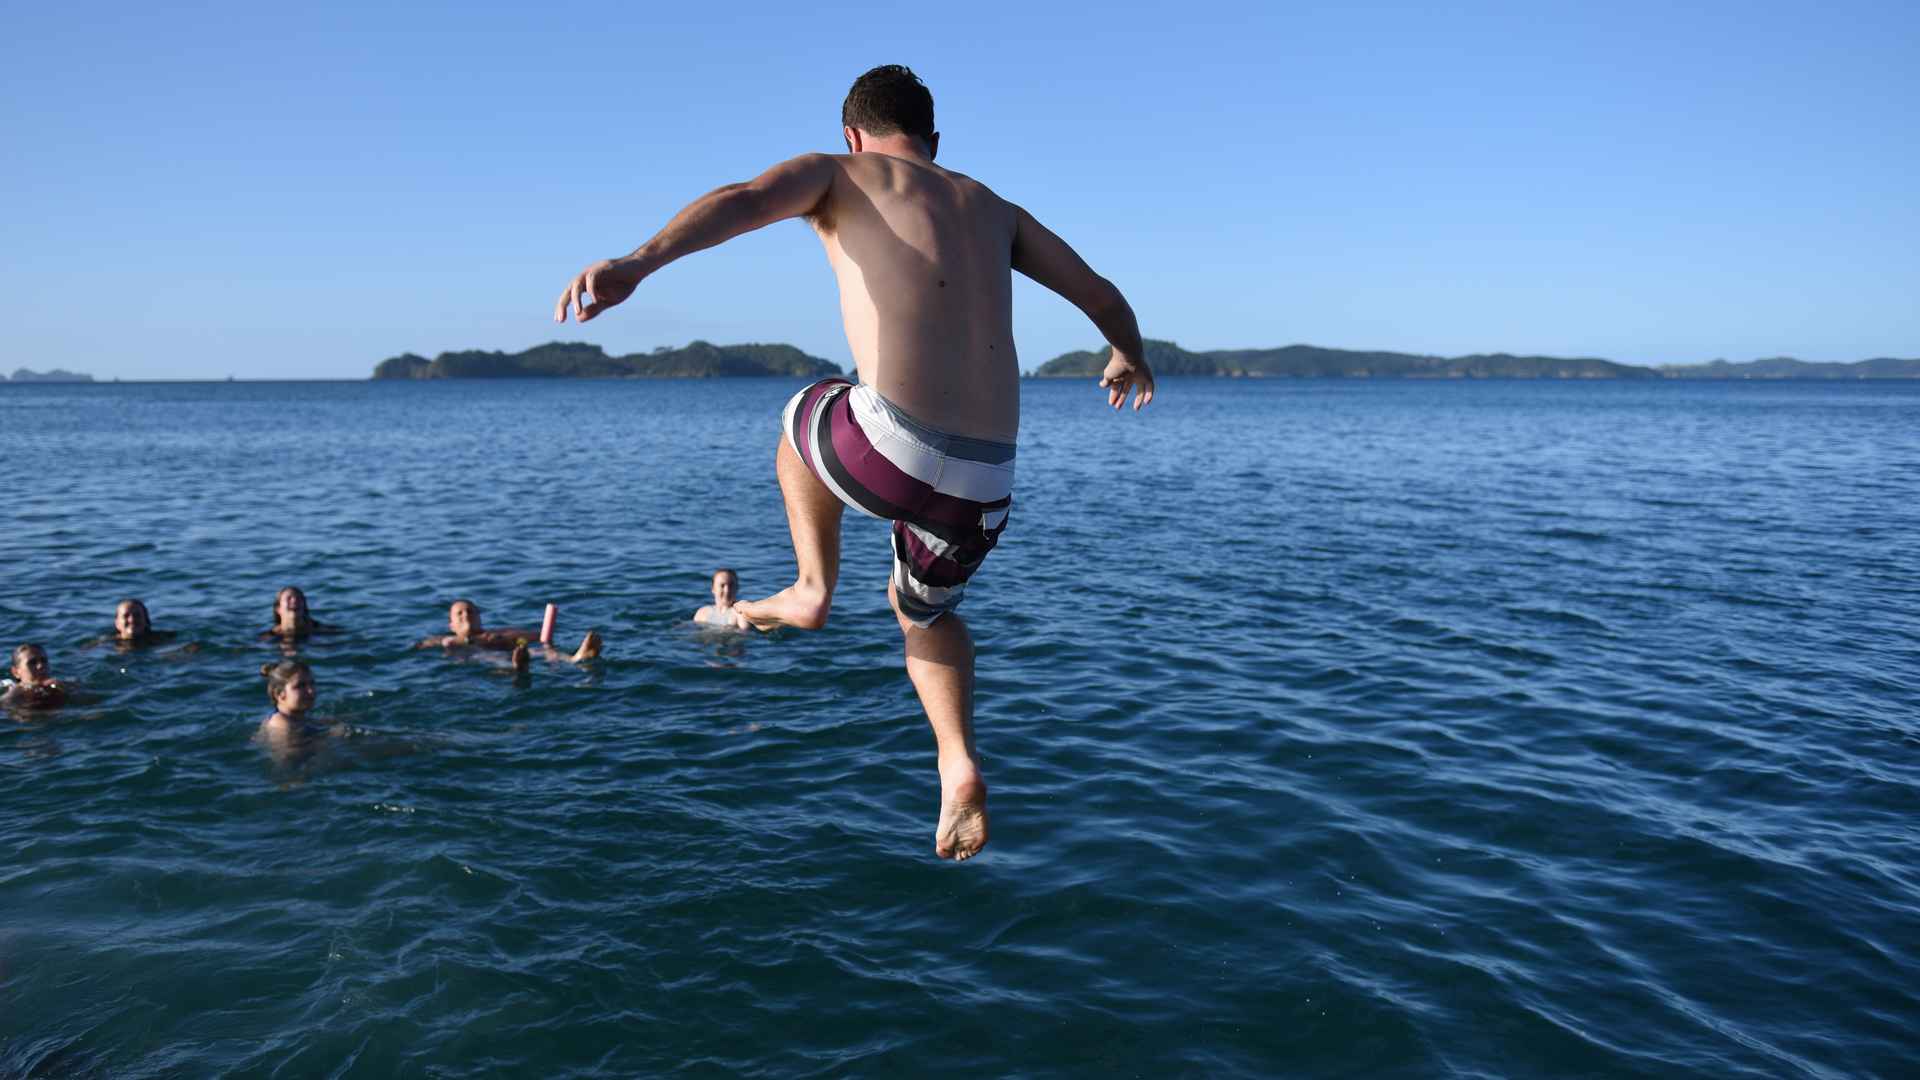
[1506,605,1612,633]
[1526,527,1614,543]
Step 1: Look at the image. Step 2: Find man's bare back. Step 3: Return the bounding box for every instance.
[808,152,1020,441]
[553,65,1151,861]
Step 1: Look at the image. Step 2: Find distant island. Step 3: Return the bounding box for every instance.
[5,367,94,383]
[366,339,1920,382]
[1657,356,1920,379]
[1029,341,1920,380]
[373,341,840,380]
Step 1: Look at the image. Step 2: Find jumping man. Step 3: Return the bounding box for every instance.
[555,65,1154,860]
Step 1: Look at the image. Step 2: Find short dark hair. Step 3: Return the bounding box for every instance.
[842,65,935,142]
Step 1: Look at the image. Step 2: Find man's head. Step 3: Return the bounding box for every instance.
[711,568,738,607]
[449,599,480,638]
[842,64,937,158]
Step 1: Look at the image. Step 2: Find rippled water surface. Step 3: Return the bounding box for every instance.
[4,378,1918,1077]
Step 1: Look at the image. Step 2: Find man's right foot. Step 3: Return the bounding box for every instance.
[934,761,989,861]
[510,641,531,674]
[733,585,830,631]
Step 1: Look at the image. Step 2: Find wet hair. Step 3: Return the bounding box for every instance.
[272,584,312,626]
[842,64,935,142]
[118,598,151,626]
[267,586,331,635]
[713,568,738,583]
[260,660,313,704]
[450,598,478,616]
[12,643,45,672]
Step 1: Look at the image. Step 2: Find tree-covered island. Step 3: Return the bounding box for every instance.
[373,341,840,379]
[5,368,95,383]
[1028,340,1920,379]
[371,339,1919,381]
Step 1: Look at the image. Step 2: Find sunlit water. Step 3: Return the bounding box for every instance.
[3,378,1917,1077]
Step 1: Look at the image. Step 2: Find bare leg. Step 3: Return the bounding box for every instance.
[735,435,842,631]
[891,582,989,861]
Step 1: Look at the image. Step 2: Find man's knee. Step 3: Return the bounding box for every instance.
[889,580,941,635]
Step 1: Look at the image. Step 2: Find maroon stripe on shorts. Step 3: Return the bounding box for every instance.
[789,377,849,473]
[819,409,995,539]
[894,524,976,588]
[821,392,934,513]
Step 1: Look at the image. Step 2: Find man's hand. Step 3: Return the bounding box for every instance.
[554,257,645,323]
[1098,350,1155,411]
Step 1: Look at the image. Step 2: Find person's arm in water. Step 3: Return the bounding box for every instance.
[554,154,839,324]
[1010,205,1155,411]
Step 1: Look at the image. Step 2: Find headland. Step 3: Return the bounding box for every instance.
[373,341,840,380]
[5,368,95,383]
[1027,341,1920,380]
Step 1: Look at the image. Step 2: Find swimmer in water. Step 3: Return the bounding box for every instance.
[110,598,185,646]
[415,599,602,668]
[3,644,70,711]
[692,568,749,630]
[260,586,336,641]
[254,660,323,758]
[116,599,156,642]
[86,599,196,655]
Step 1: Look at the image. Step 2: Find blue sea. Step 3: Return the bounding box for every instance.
[3,377,1917,1077]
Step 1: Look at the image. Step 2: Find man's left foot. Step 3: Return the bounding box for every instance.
[733,584,831,631]
[571,630,602,662]
[934,761,989,861]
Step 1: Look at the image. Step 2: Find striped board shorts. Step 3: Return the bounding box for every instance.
[782,377,1014,627]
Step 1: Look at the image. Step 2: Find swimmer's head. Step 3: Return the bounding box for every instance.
[11,644,51,684]
[274,586,311,627]
[260,660,315,715]
[115,599,152,640]
[712,568,738,606]
[449,599,480,637]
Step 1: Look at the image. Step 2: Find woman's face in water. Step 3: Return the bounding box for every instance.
[712,573,737,606]
[274,670,316,715]
[13,648,50,684]
[276,589,308,625]
[115,602,151,640]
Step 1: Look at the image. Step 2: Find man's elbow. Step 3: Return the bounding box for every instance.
[1085,277,1130,321]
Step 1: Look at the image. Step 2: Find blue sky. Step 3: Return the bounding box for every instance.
[3,0,1915,379]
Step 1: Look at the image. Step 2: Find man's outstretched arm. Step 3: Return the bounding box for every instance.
[1011,205,1154,410]
[554,154,839,323]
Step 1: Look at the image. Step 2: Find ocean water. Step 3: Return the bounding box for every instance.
[2,377,1917,1078]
